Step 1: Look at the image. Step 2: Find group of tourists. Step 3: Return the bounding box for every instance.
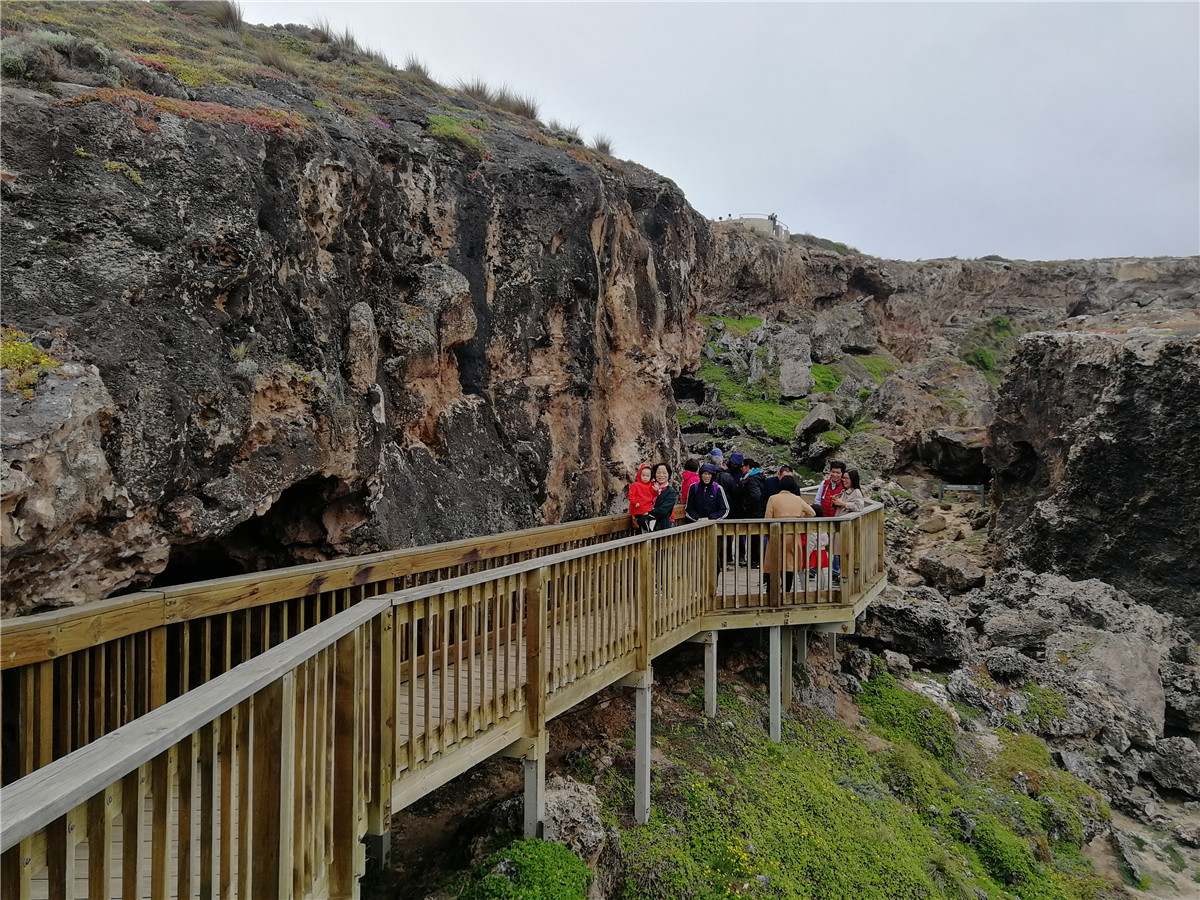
[627,452,866,587]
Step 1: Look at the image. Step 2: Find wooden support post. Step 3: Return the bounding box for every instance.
[704,633,717,719]
[768,626,781,743]
[797,627,808,668]
[829,632,838,658]
[686,632,718,718]
[365,608,395,870]
[523,749,546,840]
[780,627,793,712]
[632,669,652,824]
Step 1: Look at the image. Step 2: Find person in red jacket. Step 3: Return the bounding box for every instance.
[628,464,656,533]
[680,458,701,506]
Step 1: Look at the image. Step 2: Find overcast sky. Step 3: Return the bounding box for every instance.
[241,1,1199,262]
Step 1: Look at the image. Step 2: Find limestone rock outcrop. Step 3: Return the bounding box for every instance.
[987,331,1200,636]
[1,66,706,612]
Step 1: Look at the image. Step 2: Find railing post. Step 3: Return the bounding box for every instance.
[637,540,654,670]
[366,607,395,869]
[768,523,782,607]
[251,672,296,900]
[331,632,361,899]
[523,568,549,839]
[708,524,720,609]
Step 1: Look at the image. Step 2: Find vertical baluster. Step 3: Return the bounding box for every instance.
[177,733,194,897]
[465,589,477,735]
[236,699,251,899]
[193,720,211,898]
[87,785,115,899]
[218,710,234,900]
[438,594,449,751]
[122,764,148,899]
[48,807,85,900]
[151,745,177,900]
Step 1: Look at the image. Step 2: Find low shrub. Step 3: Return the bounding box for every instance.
[459,839,591,900]
[963,348,995,371]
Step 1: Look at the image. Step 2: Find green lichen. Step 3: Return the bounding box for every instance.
[1,326,63,398]
[103,158,143,185]
[1019,683,1068,730]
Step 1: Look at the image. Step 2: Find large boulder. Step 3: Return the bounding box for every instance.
[856,585,972,665]
[916,547,985,594]
[987,331,1200,637]
[1142,737,1200,799]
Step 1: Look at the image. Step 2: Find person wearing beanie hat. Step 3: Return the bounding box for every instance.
[709,447,724,463]
[728,452,744,467]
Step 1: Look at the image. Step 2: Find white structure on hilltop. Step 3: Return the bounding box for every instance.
[715,212,790,241]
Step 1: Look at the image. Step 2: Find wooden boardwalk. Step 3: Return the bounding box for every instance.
[3,508,887,899]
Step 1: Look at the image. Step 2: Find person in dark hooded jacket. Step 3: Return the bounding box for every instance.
[685,464,730,522]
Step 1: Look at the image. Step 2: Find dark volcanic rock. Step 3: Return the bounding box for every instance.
[987,331,1200,637]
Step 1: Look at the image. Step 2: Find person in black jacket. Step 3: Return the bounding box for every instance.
[739,458,769,567]
[714,456,741,566]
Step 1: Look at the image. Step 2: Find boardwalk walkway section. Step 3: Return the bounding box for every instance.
[1,504,886,899]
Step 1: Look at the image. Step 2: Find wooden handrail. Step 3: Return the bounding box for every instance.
[0,513,635,662]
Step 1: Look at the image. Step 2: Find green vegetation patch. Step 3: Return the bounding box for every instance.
[858,674,960,768]
[1019,683,1068,730]
[458,839,591,900]
[700,314,762,337]
[1,326,62,398]
[810,363,844,393]
[853,354,898,385]
[964,347,995,372]
[426,113,488,152]
[818,429,845,449]
[590,674,1123,900]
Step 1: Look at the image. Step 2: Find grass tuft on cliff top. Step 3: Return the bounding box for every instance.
[0,0,597,157]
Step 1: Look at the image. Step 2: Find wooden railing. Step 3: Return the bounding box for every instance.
[0,505,885,900]
[0,514,636,786]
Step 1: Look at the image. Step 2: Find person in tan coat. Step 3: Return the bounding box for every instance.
[762,476,816,593]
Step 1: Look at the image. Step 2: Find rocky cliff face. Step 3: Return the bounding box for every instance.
[0,20,707,613]
[986,327,1200,636]
[704,228,1200,363]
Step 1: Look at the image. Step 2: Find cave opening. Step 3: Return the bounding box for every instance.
[153,475,345,589]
